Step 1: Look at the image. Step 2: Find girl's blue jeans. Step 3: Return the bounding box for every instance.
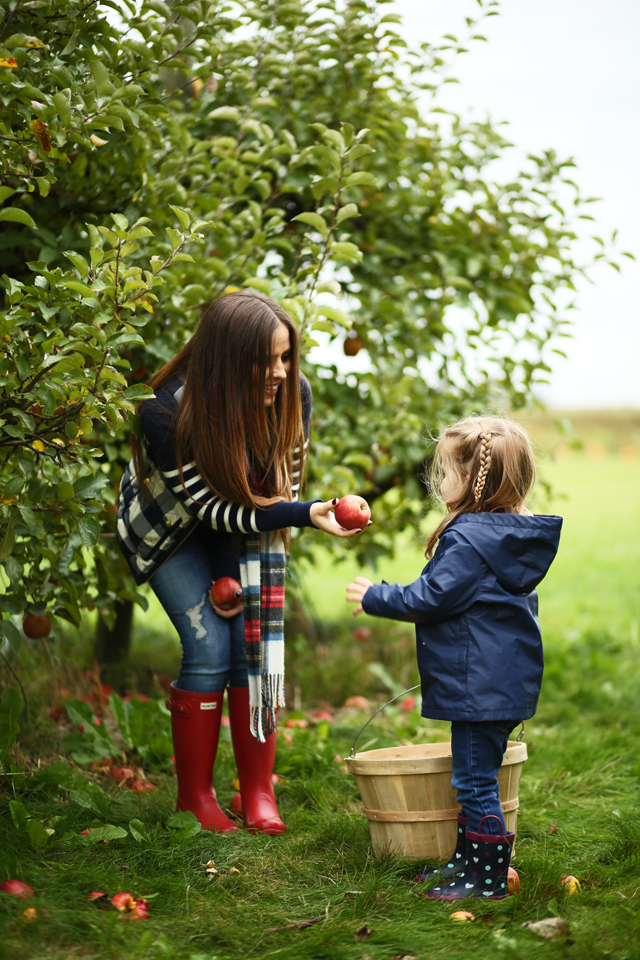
[149,529,249,693]
[450,720,520,835]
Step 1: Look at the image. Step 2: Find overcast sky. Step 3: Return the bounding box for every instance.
[391,0,640,409]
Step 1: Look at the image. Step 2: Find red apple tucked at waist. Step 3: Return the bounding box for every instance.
[209,577,243,610]
[334,495,371,530]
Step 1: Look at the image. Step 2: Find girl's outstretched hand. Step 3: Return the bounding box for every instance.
[310,499,369,538]
[346,576,374,616]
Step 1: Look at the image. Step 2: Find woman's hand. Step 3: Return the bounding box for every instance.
[310,499,370,538]
[211,599,244,618]
[346,576,374,616]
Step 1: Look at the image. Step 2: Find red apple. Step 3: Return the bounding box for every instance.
[22,613,50,639]
[508,866,521,894]
[284,717,308,729]
[352,627,372,642]
[209,577,242,610]
[313,710,334,722]
[334,495,371,530]
[344,695,369,710]
[344,335,365,356]
[0,880,34,899]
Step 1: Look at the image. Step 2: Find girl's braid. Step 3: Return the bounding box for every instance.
[474,432,492,502]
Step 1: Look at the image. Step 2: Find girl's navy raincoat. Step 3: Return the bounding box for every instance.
[361,513,562,722]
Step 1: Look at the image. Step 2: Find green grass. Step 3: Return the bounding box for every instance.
[2,450,640,959]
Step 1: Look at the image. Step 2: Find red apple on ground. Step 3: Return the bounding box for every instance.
[334,495,371,530]
[352,627,372,642]
[284,717,308,729]
[508,866,521,894]
[22,613,50,639]
[313,710,334,722]
[209,577,242,610]
[344,695,369,711]
[0,880,34,899]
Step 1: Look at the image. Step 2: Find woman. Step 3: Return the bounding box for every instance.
[117,290,361,835]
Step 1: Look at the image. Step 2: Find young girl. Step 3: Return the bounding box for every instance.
[346,416,562,900]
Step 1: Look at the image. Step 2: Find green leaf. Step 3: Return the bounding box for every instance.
[78,516,100,548]
[346,171,378,188]
[0,522,15,560]
[63,251,89,278]
[169,205,190,231]
[329,241,362,263]
[166,227,183,250]
[0,187,16,203]
[129,818,151,842]
[0,208,36,229]
[207,106,240,122]
[9,799,29,833]
[110,693,133,747]
[52,91,71,126]
[17,505,45,538]
[316,304,352,328]
[82,824,128,843]
[27,818,54,851]
[292,212,329,239]
[336,203,359,224]
[88,60,115,97]
[74,472,109,500]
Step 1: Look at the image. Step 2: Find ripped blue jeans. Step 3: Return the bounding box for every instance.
[149,526,248,693]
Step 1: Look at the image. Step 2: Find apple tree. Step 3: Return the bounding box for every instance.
[0,0,627,663]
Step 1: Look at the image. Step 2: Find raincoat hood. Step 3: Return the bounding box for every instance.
[451,513,563,595]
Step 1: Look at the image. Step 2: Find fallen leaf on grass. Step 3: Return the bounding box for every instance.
[20,907,48,922]
[549,824,559,834]
[229,867,241,874]
[205,861,218,876]
[88,892,117,911]
[521,917,570,941]
[111,892,150,920]
[355,925,372,941]
[268,902,331,932]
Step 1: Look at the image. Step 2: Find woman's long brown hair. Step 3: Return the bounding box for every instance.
[425,416,536,557]
[132,289,305,514]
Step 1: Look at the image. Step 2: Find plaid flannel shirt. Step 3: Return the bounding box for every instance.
[117,374,314,585]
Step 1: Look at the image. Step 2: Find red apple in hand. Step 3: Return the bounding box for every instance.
[209,577,242,610]
[334,495,371,530]
[22,614,50,639]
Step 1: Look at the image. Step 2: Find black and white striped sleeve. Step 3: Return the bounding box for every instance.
[162,460,318,532]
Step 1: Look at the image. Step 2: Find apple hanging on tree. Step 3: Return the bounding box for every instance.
[22,614,50,639]
[334,495,371,530]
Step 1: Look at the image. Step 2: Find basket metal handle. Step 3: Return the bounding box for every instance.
[348,684,421,758]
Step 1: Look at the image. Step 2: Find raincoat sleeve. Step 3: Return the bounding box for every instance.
[361,531,483,624]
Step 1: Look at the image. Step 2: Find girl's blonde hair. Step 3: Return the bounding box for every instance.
[426,415,536,557]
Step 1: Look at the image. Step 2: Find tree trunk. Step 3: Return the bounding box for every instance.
[94,599,134,664]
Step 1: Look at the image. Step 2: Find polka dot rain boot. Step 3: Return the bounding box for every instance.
[424,815,513,901]
[416,814,468,883]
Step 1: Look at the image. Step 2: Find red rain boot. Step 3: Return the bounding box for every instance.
[166,683,238,833]
[227,685,286,835]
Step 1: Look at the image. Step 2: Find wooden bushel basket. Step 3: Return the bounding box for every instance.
[346,740,527,860]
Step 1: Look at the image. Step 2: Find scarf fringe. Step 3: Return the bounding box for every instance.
[241,532,286,743]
